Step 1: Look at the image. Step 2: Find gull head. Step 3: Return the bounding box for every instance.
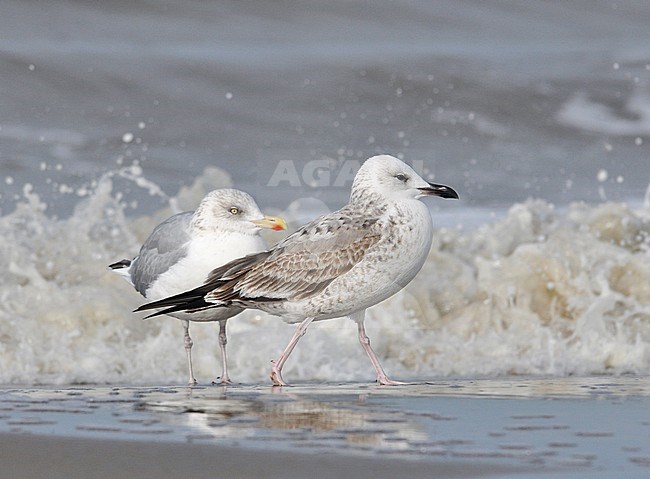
[193,188,287,234]
[351,155,459,203]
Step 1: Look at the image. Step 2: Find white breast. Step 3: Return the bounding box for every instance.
[281,199,434,322]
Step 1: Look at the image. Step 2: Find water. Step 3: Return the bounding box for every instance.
[2,380,649,478]
[0,1,649,385]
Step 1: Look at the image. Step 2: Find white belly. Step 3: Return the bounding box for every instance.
[146,232,266,304]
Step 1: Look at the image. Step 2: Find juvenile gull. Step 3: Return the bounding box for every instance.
[110,189,286,385]
[136,155,458,386]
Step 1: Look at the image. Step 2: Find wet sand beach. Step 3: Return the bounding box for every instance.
[1,433,522,479]
[1,377,648,478]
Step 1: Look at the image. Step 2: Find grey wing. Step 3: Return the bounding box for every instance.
[130,211,194,296]
[206,207,383,303]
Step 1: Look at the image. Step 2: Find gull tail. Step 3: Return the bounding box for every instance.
[108,258,135,285]
[108,259,132,270]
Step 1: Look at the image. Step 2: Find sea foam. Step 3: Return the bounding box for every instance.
[0,169,648,385]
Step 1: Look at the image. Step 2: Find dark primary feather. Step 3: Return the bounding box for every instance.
[135,206,384,317]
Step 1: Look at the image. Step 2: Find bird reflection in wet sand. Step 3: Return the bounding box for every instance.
[141,389,427,451]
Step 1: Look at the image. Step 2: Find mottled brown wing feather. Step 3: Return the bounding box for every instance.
[204,208,383,304]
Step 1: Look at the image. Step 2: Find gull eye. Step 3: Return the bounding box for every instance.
[394,174,409,182]
[229,207,240,215]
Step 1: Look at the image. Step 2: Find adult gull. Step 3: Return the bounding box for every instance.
[110,189,286,385]
[136,156,458,386]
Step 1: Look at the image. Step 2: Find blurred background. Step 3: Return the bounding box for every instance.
[1,0,649,217]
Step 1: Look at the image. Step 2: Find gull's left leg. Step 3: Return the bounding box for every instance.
[350,310,407,386]
[270,317,314,386]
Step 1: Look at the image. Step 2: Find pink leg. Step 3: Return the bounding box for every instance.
[182,320,198,386]
[213,320,232,385]
[355,314,407,386]
[270,317,314,386]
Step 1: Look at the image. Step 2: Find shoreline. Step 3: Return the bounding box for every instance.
[1,377,649,478]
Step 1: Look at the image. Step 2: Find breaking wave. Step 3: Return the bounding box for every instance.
[0,168,648,385]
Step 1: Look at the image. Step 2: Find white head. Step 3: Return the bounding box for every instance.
[192,188,287,234]
[351,155,459,203]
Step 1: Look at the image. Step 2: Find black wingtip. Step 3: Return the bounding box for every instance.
[136,298,219,319]
[134,302,181,319]
[140,309,166,320]
[109,259,131,270]
[133,283,218,317]
[134,301,168,314]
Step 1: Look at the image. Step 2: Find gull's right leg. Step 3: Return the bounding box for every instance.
[214,320,232,385]
[350,310,407,386]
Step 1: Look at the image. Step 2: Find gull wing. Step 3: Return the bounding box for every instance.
[129,211,193,296]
